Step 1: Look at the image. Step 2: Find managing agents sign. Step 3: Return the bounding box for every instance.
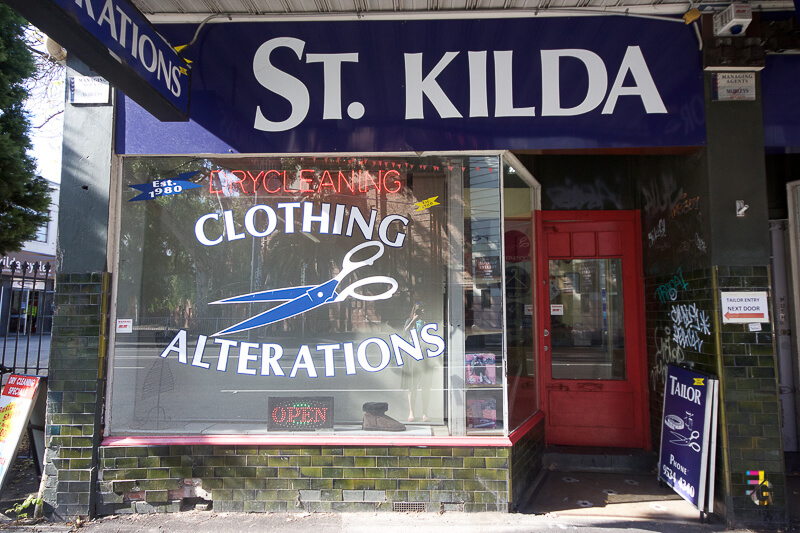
[120,17,705,154]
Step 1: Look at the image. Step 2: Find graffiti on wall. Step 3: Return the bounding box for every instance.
[671,193,700,219]
[651,326,685,389]
[655,268,689,304]
[670,303,711,352]
[647,219,666,248]
[640,163,708,276]
[650,269,712,389]
[676,233,707,254]
[546,177,624,210]
[642,173,683,223]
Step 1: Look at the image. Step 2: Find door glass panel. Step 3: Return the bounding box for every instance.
[549,258,625,380]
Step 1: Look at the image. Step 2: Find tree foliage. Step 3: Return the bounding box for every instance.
[0,5,50,255]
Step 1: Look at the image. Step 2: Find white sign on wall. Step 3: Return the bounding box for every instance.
[69,76,111,105]
[720,291,769,323]
[712,72,756,101]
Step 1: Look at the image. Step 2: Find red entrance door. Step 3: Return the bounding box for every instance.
[536,211,649,449]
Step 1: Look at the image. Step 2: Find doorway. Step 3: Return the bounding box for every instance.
[536,211,648,449]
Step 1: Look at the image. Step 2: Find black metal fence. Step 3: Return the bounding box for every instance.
[0,261,53,377]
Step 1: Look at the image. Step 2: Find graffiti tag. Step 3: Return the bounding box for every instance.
[648,218,666,248]
[651,326,685,389]
[655,268,689,304]
[547,178,623,210]
[671,193,701,218]
[671,303,711,351]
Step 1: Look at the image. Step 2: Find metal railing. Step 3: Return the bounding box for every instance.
[1,261,53,377]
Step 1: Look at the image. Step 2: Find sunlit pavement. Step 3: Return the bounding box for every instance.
[0,334,50,376]
[522,471,705,523]
[0,471,766,532]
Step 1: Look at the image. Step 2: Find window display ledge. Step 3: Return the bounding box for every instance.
[101,413,543,448]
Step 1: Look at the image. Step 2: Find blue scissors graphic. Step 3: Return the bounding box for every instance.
[210,241,398,336]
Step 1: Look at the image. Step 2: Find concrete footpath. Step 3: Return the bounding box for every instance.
[0,471,772,533]
[0,511,761,533]
[0,461,789,532]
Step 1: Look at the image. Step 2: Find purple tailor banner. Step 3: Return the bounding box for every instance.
[117,17,705,154]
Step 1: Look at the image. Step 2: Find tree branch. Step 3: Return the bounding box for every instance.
[33,110,63,129]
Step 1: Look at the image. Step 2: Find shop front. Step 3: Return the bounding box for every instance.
[41,11,789,528]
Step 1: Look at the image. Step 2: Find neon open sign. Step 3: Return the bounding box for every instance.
[210,169,403,196]
[267,396,334,431]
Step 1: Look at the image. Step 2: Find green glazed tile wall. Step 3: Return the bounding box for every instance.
[644,266,788,527]
[96,445,515,514]
[42,273,109,519]
[509,419,545,511]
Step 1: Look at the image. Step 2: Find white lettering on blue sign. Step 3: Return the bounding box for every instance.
[69,0,187,100]
[252,38,667,132]
[669,375,702,405]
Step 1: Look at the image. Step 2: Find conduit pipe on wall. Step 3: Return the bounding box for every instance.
[770,220,798,452]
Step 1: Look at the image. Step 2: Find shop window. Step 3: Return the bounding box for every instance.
[503,162,539,430]
[110,155,530,438]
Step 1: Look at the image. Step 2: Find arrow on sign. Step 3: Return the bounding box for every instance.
[724,312,765,320]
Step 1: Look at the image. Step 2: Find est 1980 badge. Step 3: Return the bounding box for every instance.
[128,171,202,202]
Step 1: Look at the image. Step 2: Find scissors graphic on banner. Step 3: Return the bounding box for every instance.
[211,241,398,336]
[669,430,701,452]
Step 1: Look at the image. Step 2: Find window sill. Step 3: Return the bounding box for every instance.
[101,412,543,448]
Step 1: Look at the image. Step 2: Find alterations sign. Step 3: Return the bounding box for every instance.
[4,0,189,121]
[721,291,769,323]
[658,365,718,513]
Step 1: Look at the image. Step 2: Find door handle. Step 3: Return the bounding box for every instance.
[577,383,603,391]
[543,329,549,337]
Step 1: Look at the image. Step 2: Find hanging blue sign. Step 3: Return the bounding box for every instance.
[117,16,705,154]
[4,0,190,121]
[658,364,718,512]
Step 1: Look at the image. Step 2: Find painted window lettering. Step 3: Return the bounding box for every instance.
[194,202,409,248]
[253,38,666,132]
[159,327,446,378]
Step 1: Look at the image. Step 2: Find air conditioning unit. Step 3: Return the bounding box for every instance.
[713,3,753,36]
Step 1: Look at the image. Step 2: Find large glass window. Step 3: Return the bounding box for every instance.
[502,162,538,430]
[110,155,509,437]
